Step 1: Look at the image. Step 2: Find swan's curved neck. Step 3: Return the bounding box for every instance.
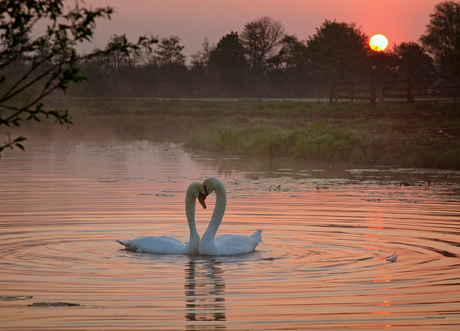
[185,193,200,247]
[203,182,226,239]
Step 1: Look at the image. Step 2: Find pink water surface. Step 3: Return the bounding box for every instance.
[1,139,459,330]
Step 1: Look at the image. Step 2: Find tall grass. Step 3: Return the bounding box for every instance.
[43,97,460,170]
[217,128,240,149]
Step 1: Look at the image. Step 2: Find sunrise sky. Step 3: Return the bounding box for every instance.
[81,0,442,58]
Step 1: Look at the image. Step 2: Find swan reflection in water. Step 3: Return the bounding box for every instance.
[184,260,227,329]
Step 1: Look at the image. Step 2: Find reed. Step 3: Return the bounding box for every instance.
[217,128,240,149]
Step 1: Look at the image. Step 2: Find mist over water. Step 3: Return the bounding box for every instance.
[1,136,460,330]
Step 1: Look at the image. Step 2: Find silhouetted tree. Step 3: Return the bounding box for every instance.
[306,20,371,95]
[189,38,215,97]
[190,38,213,70]
[369,50,398,88]
[209,32,248,95]
[240,17,285,71]
[420,1,460,85]
[267,35,310,97]
[268,35,307,70]
[392,42,436,87]
[151,36,188,96]
[154,35,186,71]
[105,34,130,72]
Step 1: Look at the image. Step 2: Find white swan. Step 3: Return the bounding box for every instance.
[116,182,207,254]
[199,177,262,256]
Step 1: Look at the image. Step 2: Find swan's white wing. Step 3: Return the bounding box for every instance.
[214,234,233,243]
[156,236,184,244]
[214,230,262,255]
[117,236,187,254]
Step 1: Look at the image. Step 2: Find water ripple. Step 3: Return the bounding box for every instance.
[1,141,459,330]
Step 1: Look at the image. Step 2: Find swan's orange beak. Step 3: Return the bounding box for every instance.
[198,192,207,209]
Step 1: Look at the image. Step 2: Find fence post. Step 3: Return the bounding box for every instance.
[407,79,414,103]
[381,81,386,102]
[350,83,354,103]
[329,83,336,105]
[370,82,375,105]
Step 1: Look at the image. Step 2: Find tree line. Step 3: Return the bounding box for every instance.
[66,1,459,98]
[4,1,460,99]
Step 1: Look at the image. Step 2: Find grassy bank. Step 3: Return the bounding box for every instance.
[39,98,460,170]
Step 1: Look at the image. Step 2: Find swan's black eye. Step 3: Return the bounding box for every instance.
[203,185,209,196]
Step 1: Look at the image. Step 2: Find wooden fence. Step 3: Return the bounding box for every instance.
[329,81,376,105]
[413,85,460,103]
[381,79,413,103]
[330,79,460,104]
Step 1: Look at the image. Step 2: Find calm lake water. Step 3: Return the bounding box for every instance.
[1,138,460,330]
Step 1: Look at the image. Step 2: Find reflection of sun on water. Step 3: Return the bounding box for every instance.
[3,142,460,329]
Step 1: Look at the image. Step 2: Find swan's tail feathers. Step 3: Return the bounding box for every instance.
[116,239,139,252]
[116,239,126,246]
[116,240,130,249]
[251,229,262,242]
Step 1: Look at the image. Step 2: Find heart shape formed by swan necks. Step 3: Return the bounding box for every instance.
[199,177,262,256]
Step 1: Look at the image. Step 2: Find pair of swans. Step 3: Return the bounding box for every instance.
[117,177,262,256]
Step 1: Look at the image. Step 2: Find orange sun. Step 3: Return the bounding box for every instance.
[369,34,388,52]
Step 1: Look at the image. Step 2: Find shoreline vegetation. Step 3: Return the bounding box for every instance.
[30,98,460,170]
